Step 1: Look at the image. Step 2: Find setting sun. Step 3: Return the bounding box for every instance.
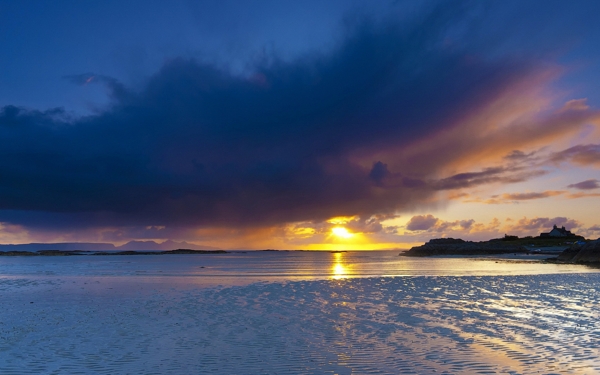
[331,226,353,239]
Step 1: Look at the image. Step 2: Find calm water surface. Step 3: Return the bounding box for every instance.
[0,250,597,288]
[2,251,600,374]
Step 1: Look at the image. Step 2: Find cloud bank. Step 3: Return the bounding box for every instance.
[0,4,599,242]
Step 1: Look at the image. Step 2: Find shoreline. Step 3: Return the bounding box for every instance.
[0,249,228,257]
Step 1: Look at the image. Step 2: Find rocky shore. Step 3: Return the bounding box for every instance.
[554,239,600,264]
[402,236,600,265]
[402,238,528,257]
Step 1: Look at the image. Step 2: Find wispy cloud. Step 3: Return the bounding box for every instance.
[432,168,548,191]
[460,190,564,204]
[567,179,599,190]
[501,190,564,201]
[566,192,600,199]
[549,144,600,167]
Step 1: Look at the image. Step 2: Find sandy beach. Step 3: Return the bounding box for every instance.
[1,253,599,374]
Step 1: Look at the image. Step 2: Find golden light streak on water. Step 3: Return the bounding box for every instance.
[331,252,349,279]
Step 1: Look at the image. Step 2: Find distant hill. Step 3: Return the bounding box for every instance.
[0,242,117,251]
[0,240,219,252]
[116,240,219,251]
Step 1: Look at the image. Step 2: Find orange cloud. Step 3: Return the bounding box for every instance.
[501,190,564,201]
[566,192,600,199]
[460,190,564,204]
[393,83,596,174]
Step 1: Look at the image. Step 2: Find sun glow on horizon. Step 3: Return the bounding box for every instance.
[326,216,357,225]
[331,226,353,239]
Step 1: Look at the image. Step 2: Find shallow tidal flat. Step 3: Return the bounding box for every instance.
[1,272,599,374]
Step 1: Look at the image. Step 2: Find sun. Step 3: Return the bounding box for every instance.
[331,226,353,239]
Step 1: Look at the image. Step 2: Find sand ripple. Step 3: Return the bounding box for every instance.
[1,274,599,374]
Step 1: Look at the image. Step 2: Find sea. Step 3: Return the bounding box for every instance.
[0,250,596,286]
[1,251,599,374]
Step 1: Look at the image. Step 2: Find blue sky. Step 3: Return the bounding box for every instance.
[1,1,599,248]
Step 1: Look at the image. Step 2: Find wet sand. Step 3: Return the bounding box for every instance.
[1,273,599,374]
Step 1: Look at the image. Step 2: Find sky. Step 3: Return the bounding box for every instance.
[1,0,600,249]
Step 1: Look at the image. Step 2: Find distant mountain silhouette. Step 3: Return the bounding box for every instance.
[116,240,218,251]
[0,240,218,252]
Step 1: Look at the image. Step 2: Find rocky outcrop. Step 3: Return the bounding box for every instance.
[402,238,528,257]
[556,240,600,264]
[556,246,581,262]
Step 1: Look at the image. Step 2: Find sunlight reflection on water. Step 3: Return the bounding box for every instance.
[3,273,599,374]
[1,251,599,374]
[0,250,598,288]
[331,252,349,279]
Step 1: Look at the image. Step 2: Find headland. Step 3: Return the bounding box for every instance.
[402,232,600,265]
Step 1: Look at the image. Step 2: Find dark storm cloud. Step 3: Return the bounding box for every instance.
[369,161,390,186]
[0,5,573,230]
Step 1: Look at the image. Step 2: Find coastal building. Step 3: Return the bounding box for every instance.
[540,225,575,238]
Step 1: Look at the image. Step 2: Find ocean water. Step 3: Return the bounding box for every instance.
[1,251,599,374]
[0,250,596,288]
